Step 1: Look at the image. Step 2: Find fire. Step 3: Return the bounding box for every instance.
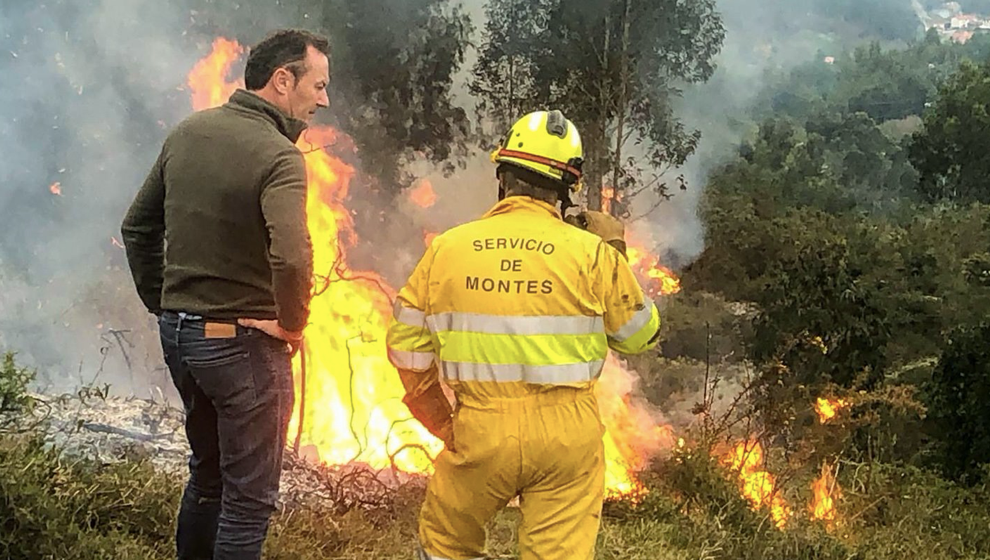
[602,186,616,214]
[187,38,668,494]
[810,463,840,523]
[598,354,676,500]
[627,245,681,297]
[409,179,437,208]
[188,37,244,110]
[295,125,445,471]
[49,182,62,196]
[814,397,849,423]
[721,440,791,528]
[423,231,438,247]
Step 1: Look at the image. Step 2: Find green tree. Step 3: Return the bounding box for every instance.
[471,0,724,213]
[750,212,891,389]
[179,0,474,190]
[324,0,473,185]
[926,322,990,485]
[910,59,990,204]
[822,0,922,42]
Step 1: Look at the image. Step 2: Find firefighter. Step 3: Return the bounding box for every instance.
[385,110,661,560]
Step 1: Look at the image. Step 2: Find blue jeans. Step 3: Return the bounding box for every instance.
[159,311,294,560]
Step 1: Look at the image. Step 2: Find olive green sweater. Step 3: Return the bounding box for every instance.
[121,89,313,331]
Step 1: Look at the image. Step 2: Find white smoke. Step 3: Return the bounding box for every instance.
[0,1,299,395]
[0,0,917,398]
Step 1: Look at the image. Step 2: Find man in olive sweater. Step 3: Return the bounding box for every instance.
[121,29,330,560]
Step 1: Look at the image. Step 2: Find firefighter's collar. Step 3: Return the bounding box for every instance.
[484,196,561,220]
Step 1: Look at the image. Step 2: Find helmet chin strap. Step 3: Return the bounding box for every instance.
[558,186,575,216]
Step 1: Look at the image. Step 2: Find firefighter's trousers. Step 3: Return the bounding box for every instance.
[417,387,605,560]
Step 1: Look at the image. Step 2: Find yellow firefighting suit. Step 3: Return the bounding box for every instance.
[386,196,661,560]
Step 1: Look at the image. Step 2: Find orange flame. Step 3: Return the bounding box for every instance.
[810,463,840,522]
[721,440,791,528]
[187,38,669,495]
[423,231,438,247]
[188,37,244,110]
[598,354,676,500]
[627,245,681,297]
[296,126,445,472]
[409,179,437,208]
[602,186,616,214]
[814,397,849,424]
[49,182,62,196]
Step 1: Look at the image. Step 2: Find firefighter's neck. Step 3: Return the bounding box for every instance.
[500,182,560,207]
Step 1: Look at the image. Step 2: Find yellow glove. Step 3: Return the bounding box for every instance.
[570,210,627,258]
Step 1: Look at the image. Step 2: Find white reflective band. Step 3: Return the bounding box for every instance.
[428,312,604,336]
[610,300,655,342]
[440,360,605,384]
[416,542,484,560]
[393,301,427,328]
[423,553,484,560]
[387,347,435,371]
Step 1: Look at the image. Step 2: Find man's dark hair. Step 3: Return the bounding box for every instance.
[245,29,331,91]
[497,164,567,206]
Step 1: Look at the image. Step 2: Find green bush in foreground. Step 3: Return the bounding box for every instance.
[3,430,990,560]
[0,352,34,426]
[1,350,989,559]
[0,435,178,560]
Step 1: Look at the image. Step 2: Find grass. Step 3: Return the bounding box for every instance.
[2,352,989,559]
[3,428,988,560]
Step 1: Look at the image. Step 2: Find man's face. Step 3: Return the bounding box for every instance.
[286,45,330,122]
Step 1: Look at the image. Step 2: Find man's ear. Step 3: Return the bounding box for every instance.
[272,67,294,94]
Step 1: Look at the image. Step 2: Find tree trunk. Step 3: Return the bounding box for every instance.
[587,11,612,212]
[610,0,632,218]
[585,117,607,211]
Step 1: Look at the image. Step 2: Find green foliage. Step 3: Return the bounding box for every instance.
[0,352,34,427]
[924,322,990,484]
[755,36,990,125]
[324,0,474,183]
[689,33,990,393]
[472,0,725,209]
[0,435,178,559]
[656,291,753,364]
[178,0,474,190]
[0,401,987,559]
[818,0,921,42]
[751,213,891,388]
[910,58,990,204]
[608,452,854,560]
[685,32,990,474]
[841,461,990,558]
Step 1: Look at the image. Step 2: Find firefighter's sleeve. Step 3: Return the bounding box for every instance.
[121,148,167,315]
[385,244,453,444]
[597,241,661,355]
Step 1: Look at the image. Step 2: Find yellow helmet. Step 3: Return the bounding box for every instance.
[491,110,584,192]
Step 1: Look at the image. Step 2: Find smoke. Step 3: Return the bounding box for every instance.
[407,0,922,269]
[0,0,921,396]
[0,1,301,395]
[628,0,922,265]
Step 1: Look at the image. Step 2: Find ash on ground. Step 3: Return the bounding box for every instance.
[13,390,428,516]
